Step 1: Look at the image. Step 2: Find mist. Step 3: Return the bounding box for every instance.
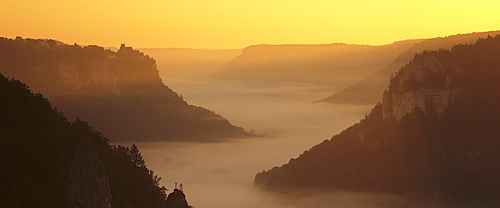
[115,54,413,207]
[129,139,432,208]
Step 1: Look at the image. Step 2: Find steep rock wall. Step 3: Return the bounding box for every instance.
[382,56,459,120]
[62,138,112,208]
[382,88,457,119]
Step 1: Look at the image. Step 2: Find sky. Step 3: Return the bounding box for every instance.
[1,0,499,49]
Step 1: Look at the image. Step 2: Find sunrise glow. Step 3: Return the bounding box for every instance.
[2,0,499,48]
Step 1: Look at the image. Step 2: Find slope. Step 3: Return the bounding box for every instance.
[255,35,500,206]
[0,73,169,207]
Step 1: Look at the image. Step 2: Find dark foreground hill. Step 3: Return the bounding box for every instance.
[319,30,500,105]
[255,36,500,206]
[0,73,169,207]
[0,37,251,141]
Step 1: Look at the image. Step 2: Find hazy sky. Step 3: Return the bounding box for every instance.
[2,0,499,48]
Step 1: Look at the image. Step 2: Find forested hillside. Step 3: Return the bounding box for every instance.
[0,73,169,207]
[255,35,500,206]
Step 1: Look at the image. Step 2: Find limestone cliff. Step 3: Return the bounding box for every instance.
[0,37,251,141]
[382,56,458,120]
[56,56,120,95]
[61,138,112,208]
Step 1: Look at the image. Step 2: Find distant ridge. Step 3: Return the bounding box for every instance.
[218,40,421,89]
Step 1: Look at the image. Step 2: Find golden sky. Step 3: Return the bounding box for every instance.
[1,0,499,49]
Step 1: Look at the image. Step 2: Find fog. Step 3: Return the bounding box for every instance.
[115,55,422,207]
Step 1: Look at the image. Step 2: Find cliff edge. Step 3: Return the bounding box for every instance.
[0,37,251,141]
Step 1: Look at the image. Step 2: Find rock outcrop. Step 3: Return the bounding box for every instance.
[166,189,190,208]
[382,88,457,120]
[62,138,112,208]
[381,56,458,120]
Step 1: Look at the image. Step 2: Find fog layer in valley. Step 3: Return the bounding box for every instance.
[115,51,419,207]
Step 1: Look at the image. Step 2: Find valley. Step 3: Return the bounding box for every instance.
[122,57,381,207]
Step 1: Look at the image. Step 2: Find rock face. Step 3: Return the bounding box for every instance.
[0,37,251,141]
[166,189,189,208]
[63,138,112,208]
[381,56,458,120]
[382,88,457,120]
[56,58,120,95]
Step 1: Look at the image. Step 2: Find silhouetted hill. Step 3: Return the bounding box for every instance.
[319,30,500,105]
[0,73,168,207]
[255,36,500,206]
[218,41,420,89]
[0,37,251,141]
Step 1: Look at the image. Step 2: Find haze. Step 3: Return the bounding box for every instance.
[2,0,500,48]
[112,50,430,207]
[2,1,498,206]
[120,64,380,207]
